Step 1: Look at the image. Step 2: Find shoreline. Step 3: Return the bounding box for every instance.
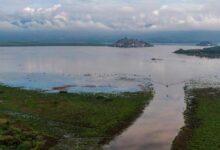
[171,88,198,150]
[0,42,201,47]
[172,87,220,150]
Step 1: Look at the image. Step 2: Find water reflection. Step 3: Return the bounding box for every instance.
[105,84,185,150]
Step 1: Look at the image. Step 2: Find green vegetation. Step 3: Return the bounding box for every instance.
[0,116,54,149]
[0,85,152,149]
[172,88,220,150]
[174,46,220,58]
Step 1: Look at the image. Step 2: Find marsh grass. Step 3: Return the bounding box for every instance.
[172,88,220,150]
[0,85,152,149]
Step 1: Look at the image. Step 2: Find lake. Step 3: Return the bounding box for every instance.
[0,45,220,150]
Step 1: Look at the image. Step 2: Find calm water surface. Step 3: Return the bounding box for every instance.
[0,45,220,150]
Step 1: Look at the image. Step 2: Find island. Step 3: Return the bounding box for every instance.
[196,41,215,46]
[174,46,220,58]
[112,37,153,48]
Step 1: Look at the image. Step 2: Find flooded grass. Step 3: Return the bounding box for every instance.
[172,87,220,150]
[0,85,153,149]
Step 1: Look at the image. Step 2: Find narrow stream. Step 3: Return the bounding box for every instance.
[105,83,185,150]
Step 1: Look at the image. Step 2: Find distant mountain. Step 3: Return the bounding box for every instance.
[112,37,153,48]
[196,41,215,46]
[0,42,106,47]
[1,30,220,44]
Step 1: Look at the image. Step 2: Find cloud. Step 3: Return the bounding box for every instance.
[0,3,113,31]
[152,10,159,16]
[54,12,68,22]
[23,4,61,14]
[0,21,18,30]
[1,0,220,32]
[9,4,67,29]
[23,7,35,14]
[71,20,112,31]
[120,6,135,13]
[148,1,220,30]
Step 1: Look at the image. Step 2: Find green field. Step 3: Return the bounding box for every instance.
[172,88,220,150]
[0,85,152,149]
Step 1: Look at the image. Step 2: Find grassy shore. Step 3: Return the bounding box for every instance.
[174,46,220,58]
[172,87,220,150]
[0,85,152,149]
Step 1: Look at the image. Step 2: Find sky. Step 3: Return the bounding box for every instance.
[0,0,220,41]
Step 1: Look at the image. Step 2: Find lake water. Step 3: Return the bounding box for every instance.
[1,45,220,150]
